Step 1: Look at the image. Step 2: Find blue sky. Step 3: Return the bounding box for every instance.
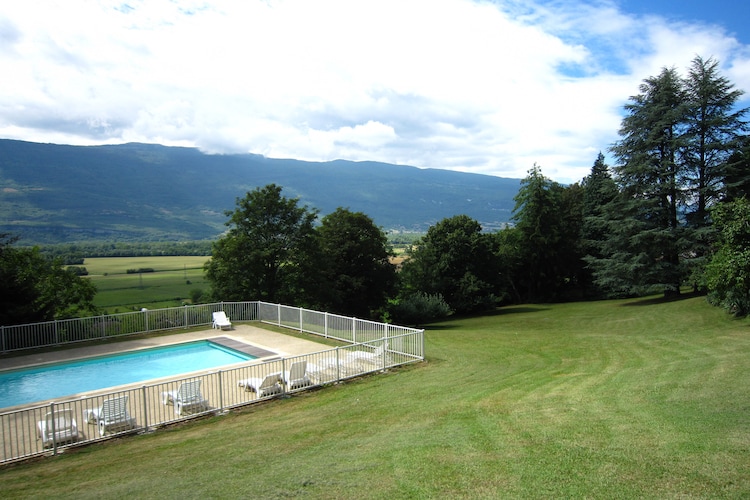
[0,0,748,183]
[622,0,750,43]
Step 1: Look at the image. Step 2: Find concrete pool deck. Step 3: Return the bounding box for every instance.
[0,323,332,371]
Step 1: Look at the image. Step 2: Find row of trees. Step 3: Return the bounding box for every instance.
[205,184,397,319]
[2,56,747,325]
[204,56,750,321]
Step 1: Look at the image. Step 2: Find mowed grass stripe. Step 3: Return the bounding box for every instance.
[1,295,748,498]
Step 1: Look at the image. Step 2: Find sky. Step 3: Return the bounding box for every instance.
[1,0,749,184]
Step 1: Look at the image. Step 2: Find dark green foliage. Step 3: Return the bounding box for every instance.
[510,165,585,301]
[591,58,748,298]
[37,241,214,259]
[724,135,750,201]
[0,233,98,326]
[580,153,619,296]
[683,56,748,223]
[400,215,499,314]
[126,268,155,274]
[387,292,452,325]
[315,208,397,318]
[706,197,750,316]
[66,266,89,276]
[189,288,206,304]
[205,185,318,304]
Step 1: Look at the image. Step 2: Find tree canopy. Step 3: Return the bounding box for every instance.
[315,208,397,318]
[706,197,750,316]
[0,234,98,326]
[205,184,318,304]
[587,56,748,298]
[399,215,499,314]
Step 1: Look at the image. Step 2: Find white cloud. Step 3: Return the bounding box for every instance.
[0,0,748,184]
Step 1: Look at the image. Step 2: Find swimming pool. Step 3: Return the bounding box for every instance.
[0,341,255,410]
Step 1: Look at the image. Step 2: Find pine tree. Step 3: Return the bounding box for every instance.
[581,153,618,296]
[607,67,688,296]
[683,56,748,225]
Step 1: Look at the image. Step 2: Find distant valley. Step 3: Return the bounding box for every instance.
[0,139,521,244]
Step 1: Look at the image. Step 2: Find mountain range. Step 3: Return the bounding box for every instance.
[0,139,521,244]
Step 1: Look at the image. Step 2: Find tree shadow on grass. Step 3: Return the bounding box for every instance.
[620,290,705,307]
[419,305,551,330]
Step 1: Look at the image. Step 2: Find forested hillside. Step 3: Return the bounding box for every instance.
[0,139,520,244]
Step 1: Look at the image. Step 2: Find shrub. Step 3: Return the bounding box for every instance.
[388,292,452,325]
[126,268,155,274]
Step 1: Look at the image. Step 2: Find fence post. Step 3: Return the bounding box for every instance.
[277,303,282,326]
[49,402,58,455]
[141,386,149,433]
[335,347,341,382]
[324,313,328,338]
[352,318,357,344]
[217,371,224,410]
[54,320,59,345]
[382,335,387,371]
[184,305,188,328]
[2,325,6,353]
[299,307,303,333]
[281,358,287,396]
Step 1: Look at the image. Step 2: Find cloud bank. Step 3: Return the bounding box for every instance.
[1,0,748,183]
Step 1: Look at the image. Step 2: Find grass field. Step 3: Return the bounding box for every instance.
[2,294,749,498]
[84,256,211,312]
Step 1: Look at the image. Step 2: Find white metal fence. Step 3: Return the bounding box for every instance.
[0,302,424,465]
[1,302,260,353]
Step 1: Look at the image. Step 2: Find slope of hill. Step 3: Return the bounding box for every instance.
[0,139,520,244]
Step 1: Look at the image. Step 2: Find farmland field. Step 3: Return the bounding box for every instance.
[84,256,211,312]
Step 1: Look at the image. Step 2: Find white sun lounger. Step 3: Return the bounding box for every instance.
[237,372,283,397]
[84,395,137,436]
[212,311,232,330]
[282,361,312,390]
[346,344,386,362]
[37,409,79,447]
[162,380,209,416]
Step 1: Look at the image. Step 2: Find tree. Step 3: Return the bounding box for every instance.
[510,165,584,301]
[399,215,498,314]
[581,153,619,297]
[315,208,397,318]
[683,56,748,225]
[606,67,689,296]
[205,184,318,304]
[0,233,98,326]
[706,197,750,316]
[681,56,748,290]
[723,135,750,202]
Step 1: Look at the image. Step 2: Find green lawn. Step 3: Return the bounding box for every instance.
[2,295,749,498]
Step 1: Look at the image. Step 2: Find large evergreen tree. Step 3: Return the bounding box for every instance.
[593,58,748,297]
[605,67,688,296]
[580,153,619,296]
[511,165,584,301]
[205,184,318,304]
[683,56,747,225]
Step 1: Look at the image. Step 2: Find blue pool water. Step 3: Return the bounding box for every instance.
[0,341,254,409]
